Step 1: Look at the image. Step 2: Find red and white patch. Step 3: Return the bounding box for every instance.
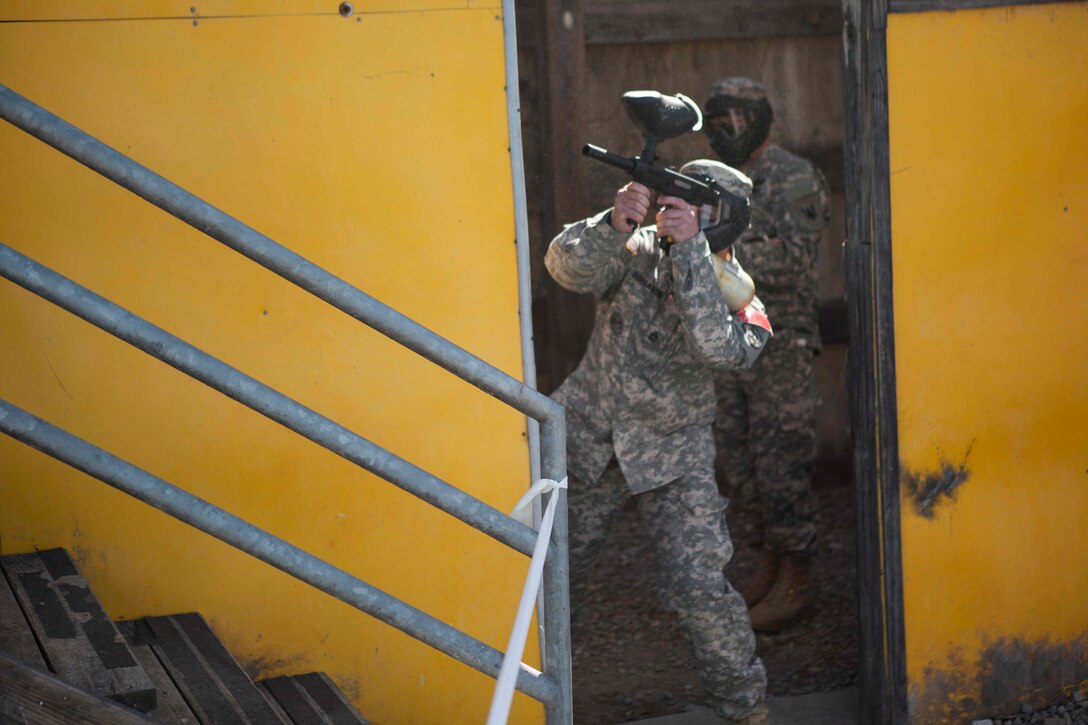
[735,304,772,333]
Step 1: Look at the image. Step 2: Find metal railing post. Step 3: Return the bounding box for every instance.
[539,413,572,725]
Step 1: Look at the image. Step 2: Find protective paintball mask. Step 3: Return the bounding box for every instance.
[696,183,751,253]
[703,95,773,168]
[679,159,753,254]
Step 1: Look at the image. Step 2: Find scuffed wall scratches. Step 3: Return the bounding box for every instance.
[910,637,1088,723]
[978,638,1088,717]
[901,441,974,518]
[909,649,980,723]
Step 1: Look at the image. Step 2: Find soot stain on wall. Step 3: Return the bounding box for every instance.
[910,636,1088,723]
[902,441,975,518]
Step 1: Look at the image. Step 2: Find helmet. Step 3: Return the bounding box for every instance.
[679,159,752,253]
[703,77,773,167]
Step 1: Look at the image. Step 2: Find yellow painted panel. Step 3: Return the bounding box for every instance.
[888,4,1088,722]
[0,0,500,21]
[0,5,539,724]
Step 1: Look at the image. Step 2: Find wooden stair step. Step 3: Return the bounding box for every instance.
[259,672,370,725]
[0,560,48,670]
[0,649,154,724]
[118,613,287,725]
[125,638,201,724]
[0,548,156,712]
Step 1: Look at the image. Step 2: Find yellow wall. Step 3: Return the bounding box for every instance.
[0,3,542,723]
[887,4,1088,722]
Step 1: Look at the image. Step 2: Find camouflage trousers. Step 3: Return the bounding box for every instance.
[713,336,819,554]
[568,459,766,718]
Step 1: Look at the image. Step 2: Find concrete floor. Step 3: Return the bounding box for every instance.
[624,687,859,725]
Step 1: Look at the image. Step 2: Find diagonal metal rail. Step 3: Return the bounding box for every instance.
[0,400,561,708]
[0,84,559,425]
[0,242,538,557]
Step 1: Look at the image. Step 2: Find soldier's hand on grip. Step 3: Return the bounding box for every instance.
[655,195,700,244]
[610,182,653,233]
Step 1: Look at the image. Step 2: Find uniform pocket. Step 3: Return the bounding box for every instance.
[679,481,728,517]
[677,481,734,567]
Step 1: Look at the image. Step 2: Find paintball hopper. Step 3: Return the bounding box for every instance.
[622,91,703,161]
[710,254,756,312]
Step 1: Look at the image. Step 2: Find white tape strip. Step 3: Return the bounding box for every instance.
[486,477,569,725]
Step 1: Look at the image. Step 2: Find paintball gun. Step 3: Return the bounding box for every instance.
[582,90,720,210]
[583,91,757,312]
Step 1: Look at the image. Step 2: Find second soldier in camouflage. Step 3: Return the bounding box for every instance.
[703,77,832,633]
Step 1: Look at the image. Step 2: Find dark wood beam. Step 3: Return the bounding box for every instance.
[842,0,909,723]
[587,0,841,44]
[518,0,841,47]
[540,0,591,227]
[519,0,598,392]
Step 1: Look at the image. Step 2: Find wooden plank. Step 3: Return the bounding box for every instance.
[0,565,48,671]
[586,0,841,45]
[123,613,287,725]
[260,676,325,725]
[0,649,153,724]
[257,682,295,724]
[841,1,886,722]
[124,637,200,725]
[517,0,841,45]
[0,549,156,712]
[521,0,599,394]
[261,672,370,725]
[294,673,368,725]
[841,0,909,723]
[867,2,911,721]
[891,0,1081,11]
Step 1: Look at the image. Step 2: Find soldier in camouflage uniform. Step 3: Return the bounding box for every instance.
[546,159,773,724]
[702,77,831,633]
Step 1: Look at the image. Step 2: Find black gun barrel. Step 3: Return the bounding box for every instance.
[583,142,721,207]
[582,144,637,173]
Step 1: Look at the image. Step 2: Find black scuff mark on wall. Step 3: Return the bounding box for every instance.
[910,637,1088,723]
[978,638,1088,716]
[901,440,975,518]
[908,649,979,723]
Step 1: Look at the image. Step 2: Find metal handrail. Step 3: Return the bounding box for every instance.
[0,400,561,707]
[0,86,557,424]
[0,243,538,557]
[0,83,571,723]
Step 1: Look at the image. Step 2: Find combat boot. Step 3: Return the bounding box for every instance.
[747,554,811,632]
[738,550,779,608]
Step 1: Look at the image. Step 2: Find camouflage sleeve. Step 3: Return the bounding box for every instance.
[544,209,634,295]
[739,163,830,291]
[668,234,770,371]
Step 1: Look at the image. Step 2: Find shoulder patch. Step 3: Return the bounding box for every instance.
[744,327,764,349]
[785,176,829,234]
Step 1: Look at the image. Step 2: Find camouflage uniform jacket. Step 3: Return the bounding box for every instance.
[738,144,830,350]
[546,210,772,494]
